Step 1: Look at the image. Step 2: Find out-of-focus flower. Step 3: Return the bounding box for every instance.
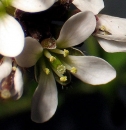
[0,2,24,57]
[94,14,126,52]
[15,11,116,123]
[0,57,23,100]
[72,0,104,14]
[0,0,57,57]
[2,0,57,13]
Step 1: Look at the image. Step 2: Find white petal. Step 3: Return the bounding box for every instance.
[13,67,23,100]
[57,11,96,48]
[64,56,116,85]
[31,70,58,123]
[73,0,104,14]
[97,38,126,52]
[15,37,43,67]
[0,14,24,57]
[94,14,126,42]
[12,0,57,12]
[0,57,12,82]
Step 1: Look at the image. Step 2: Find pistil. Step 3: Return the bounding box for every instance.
[61,61,77,74]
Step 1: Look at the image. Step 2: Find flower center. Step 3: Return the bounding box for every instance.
[42,38,77,83]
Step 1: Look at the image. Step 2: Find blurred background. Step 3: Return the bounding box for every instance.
[1,0,126,130]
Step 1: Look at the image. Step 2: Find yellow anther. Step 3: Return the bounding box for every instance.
[70,67,77,73]
[12,66,16,71]
[60,76,67,82]
[44,68,50,75]
[99,25,111,35]
[1,89,11,99]
[63,49,69,57]
[100,25,106,31]
[50,56,56,62]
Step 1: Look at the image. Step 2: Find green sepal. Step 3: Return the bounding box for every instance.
[0,1,6,16]
[0,0,16,17]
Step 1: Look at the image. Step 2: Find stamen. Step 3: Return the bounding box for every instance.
[100,25,106,31]
[41,60,50,75]
[44,50,51,58]
[49,49,69,57]
[60,76,67,82]
[99,25,111,35]
[61,61,77,73]
[1,89,11,99]
[50,56,56,62]
[12,66,16,71]
[70,67,77,73]
[44,50,56,62]
[12,62,17,71]
[44,68,50,75]
[63,49,69,57]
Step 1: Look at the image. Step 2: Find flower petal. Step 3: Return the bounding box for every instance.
[12,0,57,12]
[56,11,96,48]
[97,38,126,52]
[13,67,23,100]
[0,13,24,57]
[31,70,58,123]
[94,14,126,42]
[73,0,104,14]
[15,37,43,67]
[64,56,116,85]
[0,57,12,82]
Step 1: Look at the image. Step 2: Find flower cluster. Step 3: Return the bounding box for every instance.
[0,0,125,123]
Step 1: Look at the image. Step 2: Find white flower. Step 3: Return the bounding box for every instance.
[15,11,116,123]
[0,0,57,57]
[0,57,23,100]
[0,2,24,57]
[2,0,57,13]
[72,0,104,15]
[94,14,126,52]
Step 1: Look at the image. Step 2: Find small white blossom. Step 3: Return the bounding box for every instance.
[72,0,104,14]
[15,11,116,123]
[0,57,23,100]
[94,14,126,52]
